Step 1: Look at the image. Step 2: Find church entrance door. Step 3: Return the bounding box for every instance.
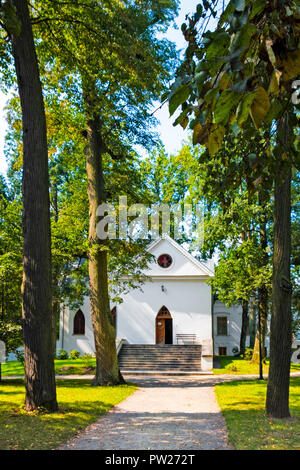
[155,306,173,344]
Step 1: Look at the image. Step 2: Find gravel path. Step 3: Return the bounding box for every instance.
[59,375,233,450]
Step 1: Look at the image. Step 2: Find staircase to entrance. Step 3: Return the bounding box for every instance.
[118,344,204,375]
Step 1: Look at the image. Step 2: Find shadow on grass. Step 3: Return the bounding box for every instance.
[215,377,300,450]
[0,379,135,450]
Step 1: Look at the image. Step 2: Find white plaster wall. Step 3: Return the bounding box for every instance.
[116,279,212,345]
[146,238,211,277]
[57,295,95,355]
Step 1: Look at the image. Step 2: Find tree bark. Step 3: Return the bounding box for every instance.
[9,0,57,411]
[51,275,60,359]
[251,285,268,363]
[51,184,60,359]
[252,191,269,365]
[240,299,249,356]
[248,294,256,349]
[83,81,124,385]
[266,166,292,418]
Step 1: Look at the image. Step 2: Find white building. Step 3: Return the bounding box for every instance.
[57,236,258,368]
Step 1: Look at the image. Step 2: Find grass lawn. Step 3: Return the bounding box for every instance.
[215,377,300,450]
[1,358,97,376]
[0,379,136,450]
[3,357,300,377]
[213,356,300,375]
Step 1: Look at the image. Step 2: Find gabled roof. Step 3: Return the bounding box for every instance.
[147,235,214,277]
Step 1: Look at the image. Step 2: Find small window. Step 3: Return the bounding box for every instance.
[157,254,173,268]
[219,347,227,356]
[217,316,228,336]
[73,309,85,335]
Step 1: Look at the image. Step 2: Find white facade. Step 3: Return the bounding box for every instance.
[115,237,213,345]
[59,295,95,355]
[57,236,259,362]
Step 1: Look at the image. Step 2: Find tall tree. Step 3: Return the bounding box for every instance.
[167,0,300,417]
[266,116,293,417]
[83,80,121,384]
[30,0,179,385]
[1,0,57,411]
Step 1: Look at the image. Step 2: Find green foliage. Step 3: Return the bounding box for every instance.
[0,2,21,36]
[81,353,94,369]
[32,0,179,153]
[0,179,23,354]
[243,348,254,361]
[168,0,300,165]
[14,349,25,366]
[69,350,80,360]
[56,349,69,360]
[210,240,272,307]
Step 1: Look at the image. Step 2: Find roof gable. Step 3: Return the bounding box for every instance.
[146,236,214,278]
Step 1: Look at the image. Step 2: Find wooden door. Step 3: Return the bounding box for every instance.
[155,306,172,344]
[156,317,165,344]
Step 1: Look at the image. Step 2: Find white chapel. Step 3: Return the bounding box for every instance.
[58,236,251,371]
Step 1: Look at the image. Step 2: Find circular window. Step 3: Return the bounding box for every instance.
[157,253,173,268]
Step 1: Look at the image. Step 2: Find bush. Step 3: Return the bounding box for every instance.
[69,350,80,360]
[56,349,69,360]
[243,348,254,360]
[81,353,94,368]
[14,349,25,366]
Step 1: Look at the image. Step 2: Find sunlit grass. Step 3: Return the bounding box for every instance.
[1,359,97,376]
[3,356,300,377]
[213,356,300,375]
[0,379,136,450]
[215,377,300,450]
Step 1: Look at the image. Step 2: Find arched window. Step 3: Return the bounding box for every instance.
[73,309,85,335]
[157,305,172,317]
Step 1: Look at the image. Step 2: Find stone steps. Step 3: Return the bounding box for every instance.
[118,344,202,374]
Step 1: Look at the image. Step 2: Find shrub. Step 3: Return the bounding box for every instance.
[81,353,94,368]
[244,348,254,360]
[69,350,80,360]
[14,349,25,366]
[56,349,69,360]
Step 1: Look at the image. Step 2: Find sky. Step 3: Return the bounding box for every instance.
[0,0,201,176]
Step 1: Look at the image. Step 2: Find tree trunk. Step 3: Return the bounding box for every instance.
[251,285,268,363]
[240,299,249,356]
[9,0,57,411]
[252,191,269,365]
[248,294,256,349]
[83,82,124,385]
[266,165,292,418]
[51,185,60,359]
[51,284,60,359]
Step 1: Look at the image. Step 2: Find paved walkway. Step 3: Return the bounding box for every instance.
[59,375,233,450]
[4,372,299,450]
